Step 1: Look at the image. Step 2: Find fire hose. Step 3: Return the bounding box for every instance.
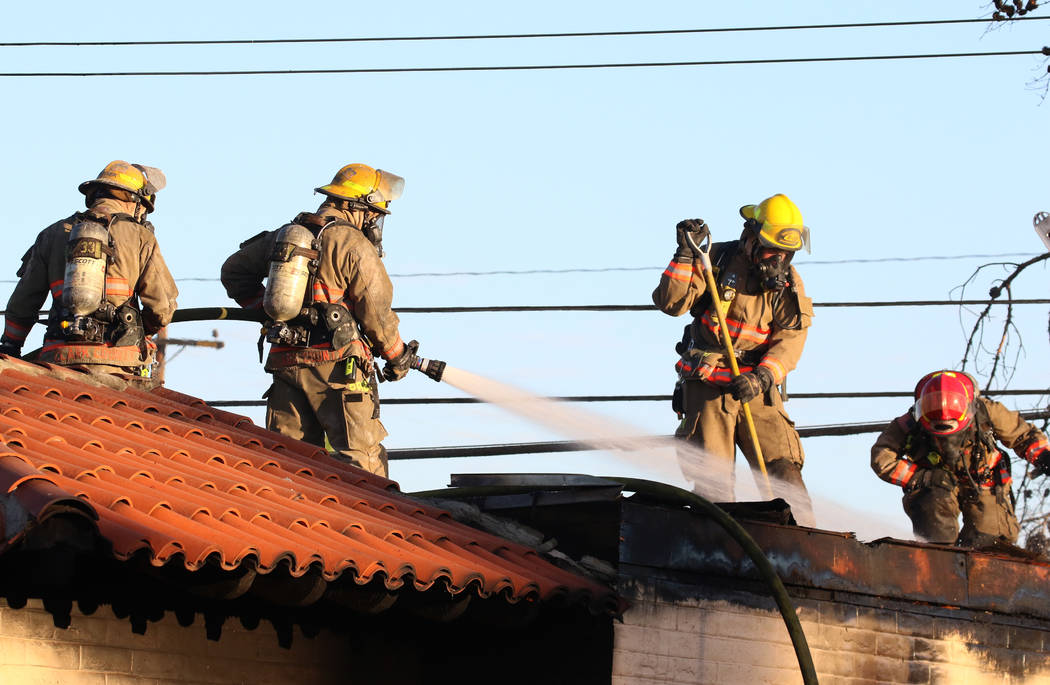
[412,477,818,684]
[163,308,451,383]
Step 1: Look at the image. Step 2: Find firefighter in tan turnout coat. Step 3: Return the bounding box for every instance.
[872,370,1050,547]
[0,161,178,376]
[653,194,815,525]
[221,164,418,478]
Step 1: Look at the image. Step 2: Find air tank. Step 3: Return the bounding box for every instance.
[264,223,316,322]
[62,220,109,317]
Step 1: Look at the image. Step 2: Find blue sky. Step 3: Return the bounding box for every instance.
[2,2,1048,537]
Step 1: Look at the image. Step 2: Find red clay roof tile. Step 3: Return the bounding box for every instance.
[0,356,620,614]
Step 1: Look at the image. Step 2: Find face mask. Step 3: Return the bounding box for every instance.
[752,245,791,290]
[930,426,974,468]
[363,213,385,258]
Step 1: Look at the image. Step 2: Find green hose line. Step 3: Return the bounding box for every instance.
[607,477,818,684]
[21,307,265,361]
[412,477,818,685]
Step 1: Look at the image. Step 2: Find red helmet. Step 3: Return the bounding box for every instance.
[912,370,977,435]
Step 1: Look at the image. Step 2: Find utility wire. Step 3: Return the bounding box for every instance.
[24,253,1024,283]
[4,300,1045,319]
[386,408,1050,460]
[799,252,1040,266]
[3,16,1047,47]
[0,50,1041,78]
[207,388,1048,408]
[384,252,1042,277]
[390,299,1050,313]
[0,253,1037,284]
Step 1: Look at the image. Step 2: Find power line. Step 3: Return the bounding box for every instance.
[799,252,1040,266]
[816,298,1050,308]
[3,16,1047,48]
[6,252,1027,285]
[207,388,1049,408]
[5,298,1048,319]
[384,408,1050,460]
[385,252,1042,277]
[386,298,1050,310]
[0,50,1041,78]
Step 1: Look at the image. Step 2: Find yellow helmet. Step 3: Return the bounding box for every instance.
[315,163,405,214]
[739,194,810,253]
[78,160,166,212]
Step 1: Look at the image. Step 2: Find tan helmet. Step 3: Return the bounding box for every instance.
[315,163,405,214]
[79,160,167,212]
[739,194,810,253]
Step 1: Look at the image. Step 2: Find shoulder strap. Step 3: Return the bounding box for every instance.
[105,212,140,226]
[712,240,739,273]
[973,400,999,453]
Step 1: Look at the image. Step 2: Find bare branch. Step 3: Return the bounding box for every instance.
[957,239,1050,546]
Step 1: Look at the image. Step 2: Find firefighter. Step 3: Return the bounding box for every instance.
[871,370,1050,547]
[653,194,816,525]
[0,161,178,376]
[220,163,418,478]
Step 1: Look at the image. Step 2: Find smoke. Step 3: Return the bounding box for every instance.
[440,366,911,539]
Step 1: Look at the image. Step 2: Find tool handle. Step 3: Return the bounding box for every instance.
[684,230,710,258]
[693,234,773,499]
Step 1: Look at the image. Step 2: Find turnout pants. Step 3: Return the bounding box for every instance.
[266,357,389,477]
[676,379,814,527]
[902,482,1019,547]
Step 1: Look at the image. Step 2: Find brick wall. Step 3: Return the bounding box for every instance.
[0,600,353,685]
[613,579,1050,685]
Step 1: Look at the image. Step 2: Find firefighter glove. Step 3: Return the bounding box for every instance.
[905,467,956,493]
[383,339,419,382]
[728,367,773,403]
[0,340,22,359]
[1032,448,1050,478]
[674,219,708,263]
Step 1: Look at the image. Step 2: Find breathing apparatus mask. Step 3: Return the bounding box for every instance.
[929,424,974,469]
[746,226,793,290]
[362,211,385,258]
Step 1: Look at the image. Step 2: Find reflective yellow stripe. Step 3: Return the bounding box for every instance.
[345,356,370,391]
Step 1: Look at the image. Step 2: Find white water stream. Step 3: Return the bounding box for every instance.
[439,365,912,541]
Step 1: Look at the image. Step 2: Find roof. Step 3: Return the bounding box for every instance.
[445,474,1050,622]
[621,499,1050,620]
[0,355,621,619]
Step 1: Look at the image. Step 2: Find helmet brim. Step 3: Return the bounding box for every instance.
[315,187,392,214]
[756,225,810,253]
[79,180,155,212]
